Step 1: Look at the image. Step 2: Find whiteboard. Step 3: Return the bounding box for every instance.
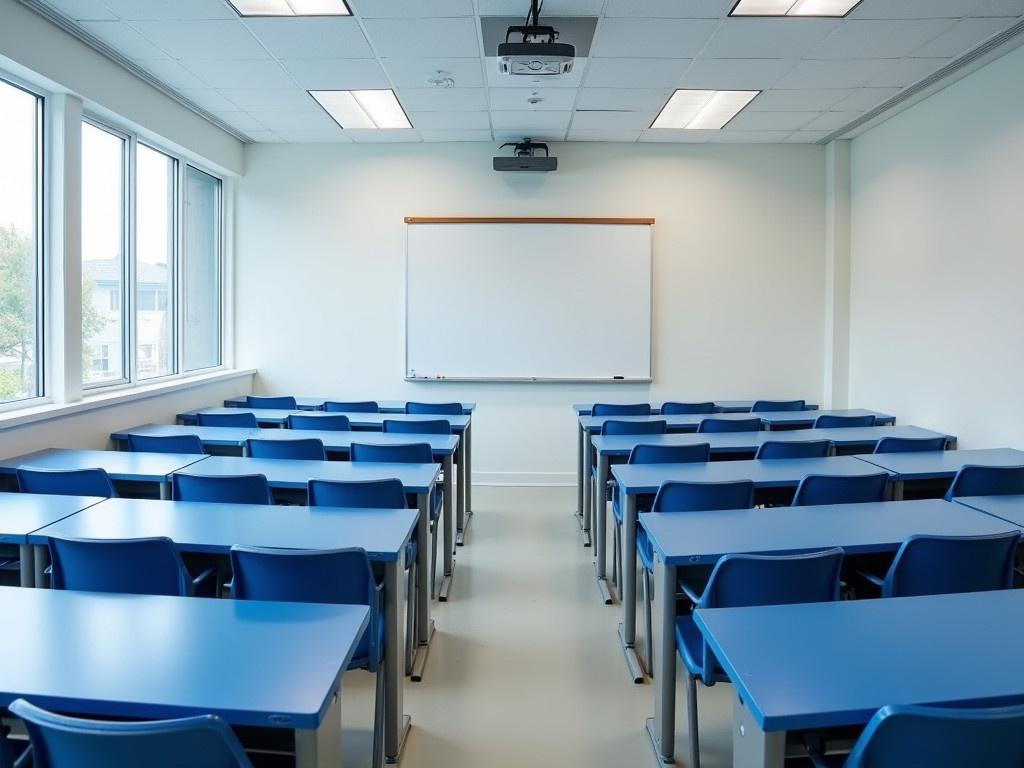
[405,221,652,382]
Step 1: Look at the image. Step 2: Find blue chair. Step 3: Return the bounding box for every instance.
[16,467,116,498]
[125,434,205,455]
[945,464,1024,500]
[591,403,651,416]
[592,421,668,531]
[405,402,462,415]
[677,549,844,768]
[196,412,259,428]
[752,399,805,412]
[48,536,213,597]
[874,436,947,453]
[8,698,255,768]
[245,395,296,410]
[814,414,876,428]
[383,419,451,435]
[172,473,273,505]
[792,472,890,506]
[660,402,714,415]
[325,400,379,413]
[288,413,351,431]
[755,440,832,460]
[246,438,326,461]
[698,417,761,433]
[229,546,384,768]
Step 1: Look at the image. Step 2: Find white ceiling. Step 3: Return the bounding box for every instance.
[34,0,1024,144]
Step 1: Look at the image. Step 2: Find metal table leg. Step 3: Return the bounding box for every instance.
[645,555,677,765]
[295,692,342,768]
[582,432,593,548]
[159,481,171,500]
[33,545,47,588]
[576,422,585,526]
[384,552,411,763]
[619,492,644,682]
[19,545,34,588]
[410,491,434,682]
[465,422,473,523]
[594,452,612,604]
[732,692,785,768]
[456,434,467,546]
[439,455,455,601]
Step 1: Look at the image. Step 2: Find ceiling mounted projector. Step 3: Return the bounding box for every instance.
[493,139,557,172]
[497,0,574,76]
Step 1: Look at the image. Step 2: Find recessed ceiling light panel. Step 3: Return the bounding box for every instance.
[310,90,413,130]
[730,0,861,16]
[650,90,759,130]
[228,0,351,17]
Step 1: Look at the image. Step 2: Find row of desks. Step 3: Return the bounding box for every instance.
[224,397,475,414]
[572,401,820,415]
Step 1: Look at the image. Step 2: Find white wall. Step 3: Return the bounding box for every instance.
[848,44,1024,450]
[236,141,826,483]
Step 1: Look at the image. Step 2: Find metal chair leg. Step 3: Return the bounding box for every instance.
[372,664,385,768]
[405,561,416,675]
[430,520,439,600]
[612,522,620,588]
[687,673,701,768]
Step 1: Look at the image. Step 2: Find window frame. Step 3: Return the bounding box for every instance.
[182,164,224,374]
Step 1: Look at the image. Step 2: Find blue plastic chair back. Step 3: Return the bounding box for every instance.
[755,440,832,460]
[405,402,462,415]
[8,698,255,768]
[628,443,710,465]
[125,434,205,455]
[844,703,1024,768]
[698,417,761,434]
[874,436,947,453]
[325,400,379,413]
[792,472,889,506]
[351,442,433,464]
[652,480,755,512]
[882,532,1020,598]
[172,473,273,505]
[945,464,1024,500]
[49,536,192,597]
[16,467,116,498]
[591,403,651,416]
[383,419,451,435]
[814,414,876,428]
[246,395,297,410]
[288,413,351,431]
[308,478,407,508]
[601,419,667,437]
[751,400,805,412]
[197,412,259,428]
[660,402,714,415]
[246,438,326,461]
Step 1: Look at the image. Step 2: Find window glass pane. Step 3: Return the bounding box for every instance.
[136,144,175,380]
[81,122,126,385]
[183,166,221,371]
[0,78,41,405]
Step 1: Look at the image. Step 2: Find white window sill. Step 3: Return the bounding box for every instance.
[0,369,256,431]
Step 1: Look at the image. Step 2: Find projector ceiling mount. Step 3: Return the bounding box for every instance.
[493,138,558,172]
[497,0,575,76]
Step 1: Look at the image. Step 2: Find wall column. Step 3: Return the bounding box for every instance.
[823,139,851,409]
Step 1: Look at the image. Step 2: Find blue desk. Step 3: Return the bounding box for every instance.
[224,396,475,414]
[683,590,1024,767]
[110,423,258,449]
[855,447,1024,499]
[0,585,366,767]
[37,497,416,762]
[954,495,1024,529]
[0,493,105,587]
[0,449,209,499]
[571,401,819,415]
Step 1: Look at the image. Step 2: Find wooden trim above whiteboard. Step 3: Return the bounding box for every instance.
[404,216,655,225]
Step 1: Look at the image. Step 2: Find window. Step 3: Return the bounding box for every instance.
[183,166,222,371]
[136,144,176,380]
[0,78,42,406]
[81,121,127,386]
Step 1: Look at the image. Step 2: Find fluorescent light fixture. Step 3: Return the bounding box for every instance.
[228,0,351,17]
[310,90,413,130]
[730,0,861,16]
[650,90,759,130]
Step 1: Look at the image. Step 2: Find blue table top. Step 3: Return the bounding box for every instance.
[954,495,1024,529]
[855,447,1024,480]
[592,425,953,457]
[578,412,761,433]
[694,589,1024,732]
[0,586,367,728]
[174,455,440,494]
[180,408,471,431]
[0,449,209,483]
[579,408,894,432]
[612,455,888,494]
[0,493,106,544]
[640,498,1016,566]
[111,423,257,447]
[225,396,475,414]
[36,498,417,560]
[572,401,819,415]
[250,429,459,457]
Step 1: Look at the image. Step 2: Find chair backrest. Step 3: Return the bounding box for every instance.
[628,443,710,465]
[125,434,205,455]
[814,414,876,428]
[652,480,755,513]
[405,401,463,415]
[246,395,297,410]
[591,403,651,416]
[350,442,433,464]
[246,438,326,461]
[792,472,890,506]
[308,478,407,508]
[844,703,1024,768]
[660,402,714,415]
[600,419,667,437]
[874,436,948,454]
[49,537,191,597]
[755,440,833,460]
[16,467,116,498]
[324,400,379,413]
[288,413,351,431]
[383,419,451,435]
[8,698,255,768]
[751,400,805,412]
[882,532,1020,598]
[697,417,761,434]
[172,473,273,505]
[196,412,259,428]
[945,464,1024,500]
